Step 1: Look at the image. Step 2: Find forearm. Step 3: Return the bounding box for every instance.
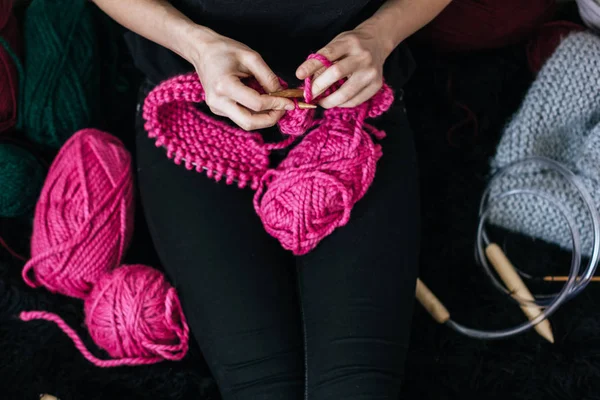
[358,0,451,55]
[91,0,216,62]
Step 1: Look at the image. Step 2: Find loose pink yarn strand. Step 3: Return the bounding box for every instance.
[20,311,161,367]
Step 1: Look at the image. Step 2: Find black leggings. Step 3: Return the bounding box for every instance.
[135,85,420,400]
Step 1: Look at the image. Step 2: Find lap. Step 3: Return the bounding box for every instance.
[298,101,420,399]
[135,101,303,400]
[135,84,419,400]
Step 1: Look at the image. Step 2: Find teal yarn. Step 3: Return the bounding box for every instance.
[19,0,100,149]
[0,143,45,218]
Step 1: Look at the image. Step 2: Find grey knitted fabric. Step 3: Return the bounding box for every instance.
[489,32,600,256]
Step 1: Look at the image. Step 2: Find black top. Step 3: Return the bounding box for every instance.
[125,0,415,91]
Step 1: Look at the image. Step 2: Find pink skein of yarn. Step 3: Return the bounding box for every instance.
[21,265,190,367]
[143,53,394,255]
[20,129,189,367]
[22,129,134,299]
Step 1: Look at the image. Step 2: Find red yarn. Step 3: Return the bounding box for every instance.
[22,129,134,299]
[143,53,394,255]
[21,265,189,367]
[0,0,20,133]
[416,0,556,52]
[526,21,586,74]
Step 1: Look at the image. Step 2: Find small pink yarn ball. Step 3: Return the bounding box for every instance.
[85,264,189,363]
[22,129,134,299]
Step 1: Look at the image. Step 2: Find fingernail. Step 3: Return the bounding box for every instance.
[285,104,295,111]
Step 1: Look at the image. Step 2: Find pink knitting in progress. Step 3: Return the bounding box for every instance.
[20,129,189,368]
[143,54,395,255]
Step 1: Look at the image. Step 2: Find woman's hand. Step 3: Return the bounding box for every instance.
[184,28,294,130]
[295,26,392,109]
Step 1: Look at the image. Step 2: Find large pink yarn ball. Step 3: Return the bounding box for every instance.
[85,264,189,363]
[22,129,134,299]
[254,116,383,255]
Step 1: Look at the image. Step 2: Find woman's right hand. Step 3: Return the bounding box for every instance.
[183,28,294,131]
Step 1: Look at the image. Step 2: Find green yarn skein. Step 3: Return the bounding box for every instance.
[19,0,100,149]
[0,143,44,218]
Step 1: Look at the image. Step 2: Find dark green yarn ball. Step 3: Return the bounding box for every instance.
[19,0,100,149]
[0,143,45,217]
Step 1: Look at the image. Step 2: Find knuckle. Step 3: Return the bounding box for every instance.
[240,118,256,131]
[213,81,228,95]
[361,51,373,65]
[330,64,344,79]
[320,46,334,58]
[243,51,261,64]
[265,73,279,87]
[338,92,351,105]
[346,34,361,48]
[247,98,263,111]
[365,67,378,81]
[205,93,217,108]
[373,76,383,89]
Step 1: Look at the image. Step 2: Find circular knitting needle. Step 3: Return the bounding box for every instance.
[268,88,317,109]
[415,278,450,324]
[485,243,554,343]
[544,275,600,282]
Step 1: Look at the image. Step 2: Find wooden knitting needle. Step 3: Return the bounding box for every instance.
[543,276,600,282]
[415,278,450,324]
[486,243,554,343]
[268,88,317,109]
[269,88,304,98]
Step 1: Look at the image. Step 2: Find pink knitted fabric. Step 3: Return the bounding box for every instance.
[0,0,20,133]
[143,54,394,254]
[22,129,134,299]
[21,265,190,368]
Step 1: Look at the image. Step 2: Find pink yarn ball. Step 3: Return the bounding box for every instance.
[254,86,392,255]
[85,264,189,364]
[22,129,134,299]
[20,264,190,367]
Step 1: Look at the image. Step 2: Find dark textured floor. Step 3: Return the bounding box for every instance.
[2,8,600,400]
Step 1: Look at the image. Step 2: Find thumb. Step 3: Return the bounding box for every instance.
[263,94,295,111]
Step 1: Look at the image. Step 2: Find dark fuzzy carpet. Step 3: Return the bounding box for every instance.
[2,6,600,400]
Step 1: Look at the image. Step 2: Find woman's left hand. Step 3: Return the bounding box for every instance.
[295,26,391,109]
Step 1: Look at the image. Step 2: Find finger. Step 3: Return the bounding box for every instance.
[296,42,348,79]
[226,79,294,111]
[241,52,283,93]
[337,83,381,108]
[318,74,370,109]
[220,100,284,131]
[311,57,357,100]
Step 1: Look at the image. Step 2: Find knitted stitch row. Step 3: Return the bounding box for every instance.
[143,54,394,254]
[489,32,600,256]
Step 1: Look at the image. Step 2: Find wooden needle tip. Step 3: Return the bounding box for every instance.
[297,102,317,109]
[540,327,555,344]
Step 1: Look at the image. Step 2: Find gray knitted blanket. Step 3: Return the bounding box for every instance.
[489,32,600,256]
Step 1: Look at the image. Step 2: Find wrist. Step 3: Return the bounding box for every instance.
[172,22,220,63]
[356,17,400,59]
